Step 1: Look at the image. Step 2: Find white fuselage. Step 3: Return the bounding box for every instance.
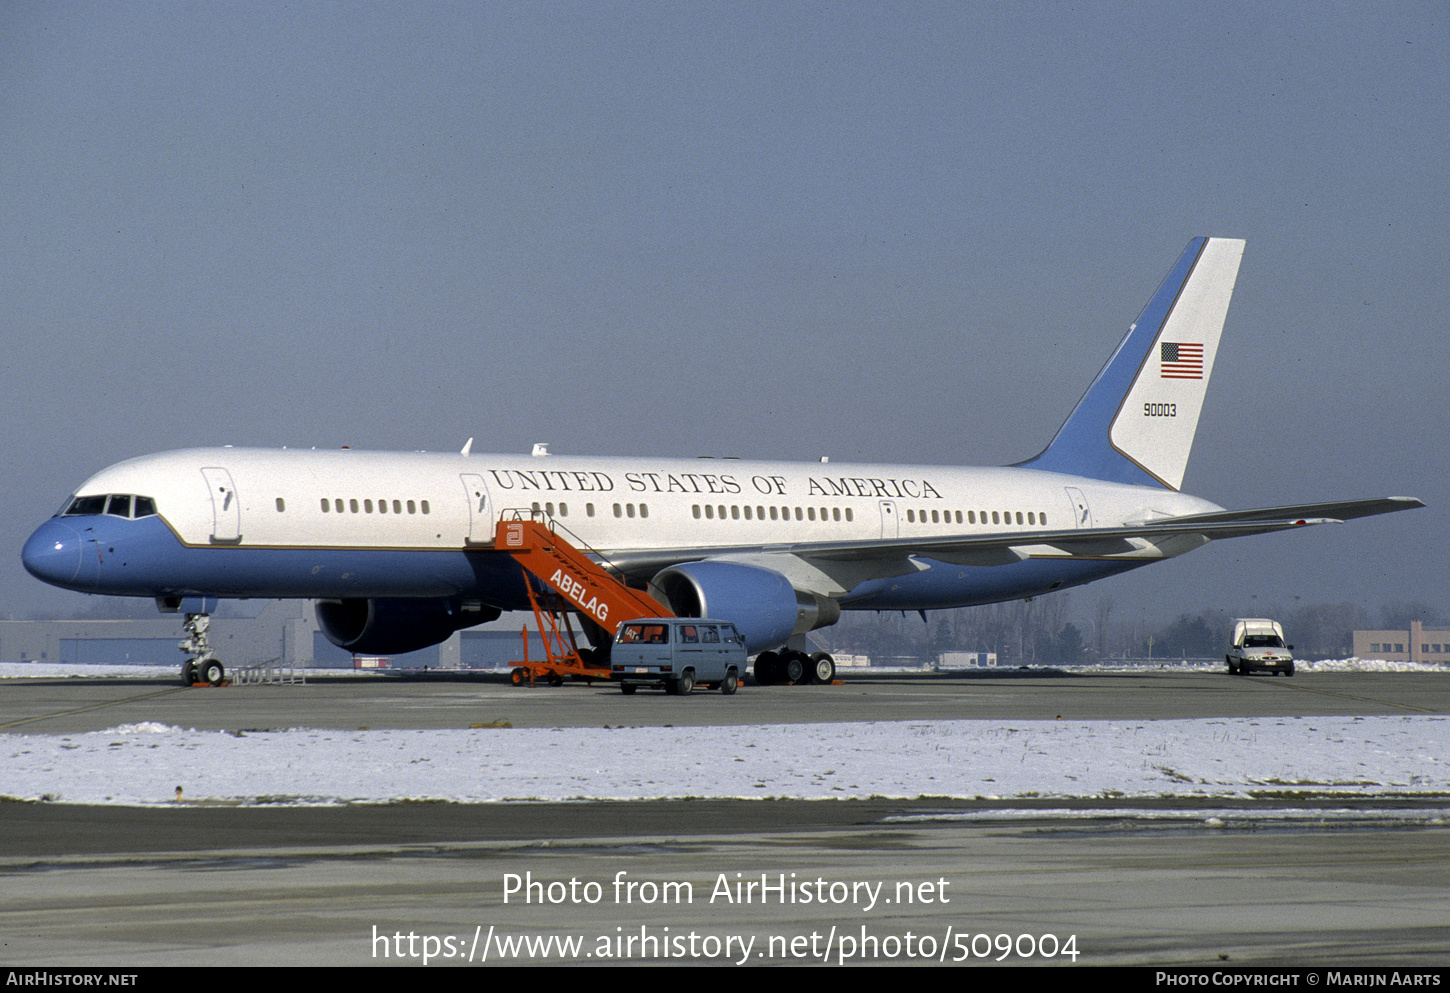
[67,446,1220,557]
[24,446,1223,617]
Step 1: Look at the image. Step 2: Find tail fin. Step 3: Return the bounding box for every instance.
[1017,237,1245,490]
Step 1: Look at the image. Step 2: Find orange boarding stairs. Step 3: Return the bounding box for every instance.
[496,512,673,686]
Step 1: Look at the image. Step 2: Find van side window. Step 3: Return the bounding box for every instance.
[618,623,669,645]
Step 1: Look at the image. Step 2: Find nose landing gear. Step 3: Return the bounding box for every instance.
[179,613,226,686]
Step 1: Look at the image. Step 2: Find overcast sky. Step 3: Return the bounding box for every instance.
[2,2,1445,626]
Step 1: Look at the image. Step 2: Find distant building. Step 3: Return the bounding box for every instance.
[938,651,998,668]
[1353,621,1450,665]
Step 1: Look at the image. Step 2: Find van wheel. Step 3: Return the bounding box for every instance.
[720,671,738,695]
[676,670,694,696]
[620,682,636,695]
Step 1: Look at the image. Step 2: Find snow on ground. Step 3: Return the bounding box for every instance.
[2,662,1446,808]
[2,715,1446,808]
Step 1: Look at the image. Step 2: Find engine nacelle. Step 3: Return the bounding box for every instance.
[648,560,840,654]
[315,598,500,656]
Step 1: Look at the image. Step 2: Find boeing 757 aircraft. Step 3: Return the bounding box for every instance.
[22,238,1422,685]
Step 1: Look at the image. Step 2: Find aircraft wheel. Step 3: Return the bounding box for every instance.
[753,652,779,685]
[181,661,196,686]
[809,652,836,684]
[720,671,738,695]
[781,652,807,684]
[198,659,225,686]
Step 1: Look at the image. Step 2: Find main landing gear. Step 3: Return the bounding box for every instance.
[179,613,226,686]
[752,650,836,686]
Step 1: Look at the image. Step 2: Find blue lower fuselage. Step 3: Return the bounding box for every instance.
[22,513,1142,613]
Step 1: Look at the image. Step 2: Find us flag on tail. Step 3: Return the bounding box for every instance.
[1160,341,1204,379]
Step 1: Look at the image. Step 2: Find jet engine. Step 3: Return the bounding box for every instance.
[648,560,839,654]
[315,598,500,656]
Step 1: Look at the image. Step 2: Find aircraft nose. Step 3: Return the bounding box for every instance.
[22,519,84,587]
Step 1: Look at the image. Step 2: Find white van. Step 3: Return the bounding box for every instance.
[1227,618,1295,676]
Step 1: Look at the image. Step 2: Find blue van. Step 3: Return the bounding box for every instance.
[611,618,746,695]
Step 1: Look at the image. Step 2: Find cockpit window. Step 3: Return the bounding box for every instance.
[63,495,107,517]
[62,494,158,519]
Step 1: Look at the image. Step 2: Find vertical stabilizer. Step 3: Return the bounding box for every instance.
[1016,237,1245,490]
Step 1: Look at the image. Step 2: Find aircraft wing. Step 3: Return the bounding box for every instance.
[600,496,1424,589]
[1135,497,1425,527]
